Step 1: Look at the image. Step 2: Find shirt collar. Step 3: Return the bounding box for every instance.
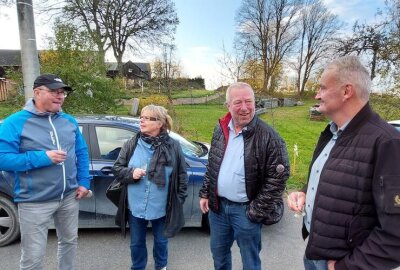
[329,120,350,136]
[228,119,247,134]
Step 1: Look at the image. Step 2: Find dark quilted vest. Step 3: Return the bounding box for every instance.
[304,104,389,260]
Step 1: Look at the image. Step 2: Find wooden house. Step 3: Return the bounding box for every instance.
[0,49,22,77]
[106,61,151,80]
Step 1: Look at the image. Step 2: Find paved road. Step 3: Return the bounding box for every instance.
[0,204,306,270]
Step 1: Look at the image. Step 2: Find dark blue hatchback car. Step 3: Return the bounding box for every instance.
[0,115,209,246]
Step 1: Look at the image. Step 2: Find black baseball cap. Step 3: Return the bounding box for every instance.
[33,74,73,92]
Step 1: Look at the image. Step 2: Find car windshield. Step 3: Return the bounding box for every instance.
[169,132,205,158]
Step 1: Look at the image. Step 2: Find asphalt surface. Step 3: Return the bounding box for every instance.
[0,204,306,270]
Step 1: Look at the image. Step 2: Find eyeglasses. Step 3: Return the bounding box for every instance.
[41,89,68,98]
[140,116,159,121]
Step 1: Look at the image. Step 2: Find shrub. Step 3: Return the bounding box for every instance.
[370,93,400,120]
[41,21,123,114]
[138,94,171,111]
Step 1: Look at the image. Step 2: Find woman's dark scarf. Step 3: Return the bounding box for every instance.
[140,130,172,188]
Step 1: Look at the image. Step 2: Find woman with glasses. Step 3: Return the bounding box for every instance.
[113,104,188,270]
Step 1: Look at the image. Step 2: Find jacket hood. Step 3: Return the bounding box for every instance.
[23,98,62,117]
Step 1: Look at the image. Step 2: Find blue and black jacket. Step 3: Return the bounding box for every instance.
[0,99,92,203]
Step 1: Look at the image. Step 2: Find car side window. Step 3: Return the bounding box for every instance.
[95,126,136,160]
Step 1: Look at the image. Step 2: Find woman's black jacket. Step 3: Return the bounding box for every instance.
[112,133,188,237]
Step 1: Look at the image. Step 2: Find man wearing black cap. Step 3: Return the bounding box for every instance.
[0,74,92,269]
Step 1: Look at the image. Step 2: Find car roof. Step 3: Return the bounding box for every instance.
[75,115,140,127]
[0,115,140,126]
[388,120,400,125]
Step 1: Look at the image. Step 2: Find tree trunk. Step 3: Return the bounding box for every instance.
[116,54,123,76]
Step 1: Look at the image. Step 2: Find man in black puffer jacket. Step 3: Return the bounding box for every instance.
[287,56,400,270]
[199,82,290,270]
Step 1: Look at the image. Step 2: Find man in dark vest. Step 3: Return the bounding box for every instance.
[287,56,400,270]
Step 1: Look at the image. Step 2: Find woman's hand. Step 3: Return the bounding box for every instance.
[132,168,146,180]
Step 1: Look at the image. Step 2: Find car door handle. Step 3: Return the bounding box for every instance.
[100,167,114,176]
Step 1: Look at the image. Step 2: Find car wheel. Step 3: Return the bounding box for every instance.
[0,195,20,247]
[201,213,210,232]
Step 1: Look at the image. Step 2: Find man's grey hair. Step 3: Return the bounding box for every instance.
[326,55,371,101]
[225,82,255,104]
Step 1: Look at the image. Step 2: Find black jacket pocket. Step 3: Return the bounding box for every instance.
[381,175,400,214]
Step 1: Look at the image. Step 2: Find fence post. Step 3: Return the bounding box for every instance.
[0,79,9,101]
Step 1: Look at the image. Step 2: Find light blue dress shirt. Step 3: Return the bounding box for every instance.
[127,138,171,220]
[217,120,249,203]
[304,121,349,232]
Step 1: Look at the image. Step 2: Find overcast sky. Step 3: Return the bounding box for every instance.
[0,0,386,89]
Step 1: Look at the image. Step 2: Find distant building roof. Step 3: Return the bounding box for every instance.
[0,49,22,66]
[106,61,150,72]
[105,61,151,80]
[134,62,151,72]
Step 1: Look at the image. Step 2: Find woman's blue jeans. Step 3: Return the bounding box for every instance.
[128,214,168,270]
[209,197,262,270]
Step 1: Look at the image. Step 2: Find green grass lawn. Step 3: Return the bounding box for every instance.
[173,104,227,141]
[259,101,328,189]
[0,100,24,119]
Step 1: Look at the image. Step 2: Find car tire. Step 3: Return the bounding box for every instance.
[0,195,20,247]
[201,213,210,232]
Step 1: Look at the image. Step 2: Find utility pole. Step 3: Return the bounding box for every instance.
[17,0,40,101]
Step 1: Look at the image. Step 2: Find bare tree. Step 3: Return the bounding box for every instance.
[0,0,15,17]
[236,0,301,93]
[61,0,111,64]
[383,0,400,65]
[152,58,163,91]
[40,0,178,71]
[293,0,341,94]
[152,43,181,94]
[151,43,181,96]
[385,0,400,33]
[217,42,249,83]
[34,0,110,63]
[102,0,178,72]
[382,0,400,92]
[336,21,389,80]
[0,0,12,5]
